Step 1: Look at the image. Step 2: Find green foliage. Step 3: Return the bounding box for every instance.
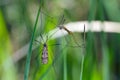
[0,0,120,80]
[24,5,41,80]
[0,9,17,80]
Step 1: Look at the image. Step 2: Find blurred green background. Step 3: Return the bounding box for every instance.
[0,0,120,80]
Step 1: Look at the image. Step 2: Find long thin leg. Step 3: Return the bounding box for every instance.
[46,28,60,41]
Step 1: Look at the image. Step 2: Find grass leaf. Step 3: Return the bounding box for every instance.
[24,5,41,80]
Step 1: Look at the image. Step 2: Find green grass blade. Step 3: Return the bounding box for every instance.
[101,32,110,80]
[24,5,41,80]
[0,9,17,80]
[63,42,67,80]
[103,0,120,21]
[88,0,97,21]
[80,55,84,80]
[79,43,85,80]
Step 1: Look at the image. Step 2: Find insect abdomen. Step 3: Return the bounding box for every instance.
[42,46,48,64]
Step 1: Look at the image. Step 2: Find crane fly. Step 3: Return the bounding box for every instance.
[33,25,86,80]
[41,43,48,64]
[35,11,86,64]
[35,33,50,64]
[35,25,86,64]
[32,5,86,79]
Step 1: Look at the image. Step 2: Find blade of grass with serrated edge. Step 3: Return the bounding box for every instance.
[24,5,41,80]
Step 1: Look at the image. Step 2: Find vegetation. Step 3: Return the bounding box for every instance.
[0,0,120,80]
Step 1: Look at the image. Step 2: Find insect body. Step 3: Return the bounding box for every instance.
[36,11,85,64]
[35,34,49,64]
[42,43,48,64]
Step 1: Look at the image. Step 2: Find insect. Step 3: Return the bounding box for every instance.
[41,43,48,64]
[36,27,86,64]
[35,33,49,64]
[35,10,85,64]
[34,25,69,64]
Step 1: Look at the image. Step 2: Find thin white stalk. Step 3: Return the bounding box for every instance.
[12,21,120,63]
